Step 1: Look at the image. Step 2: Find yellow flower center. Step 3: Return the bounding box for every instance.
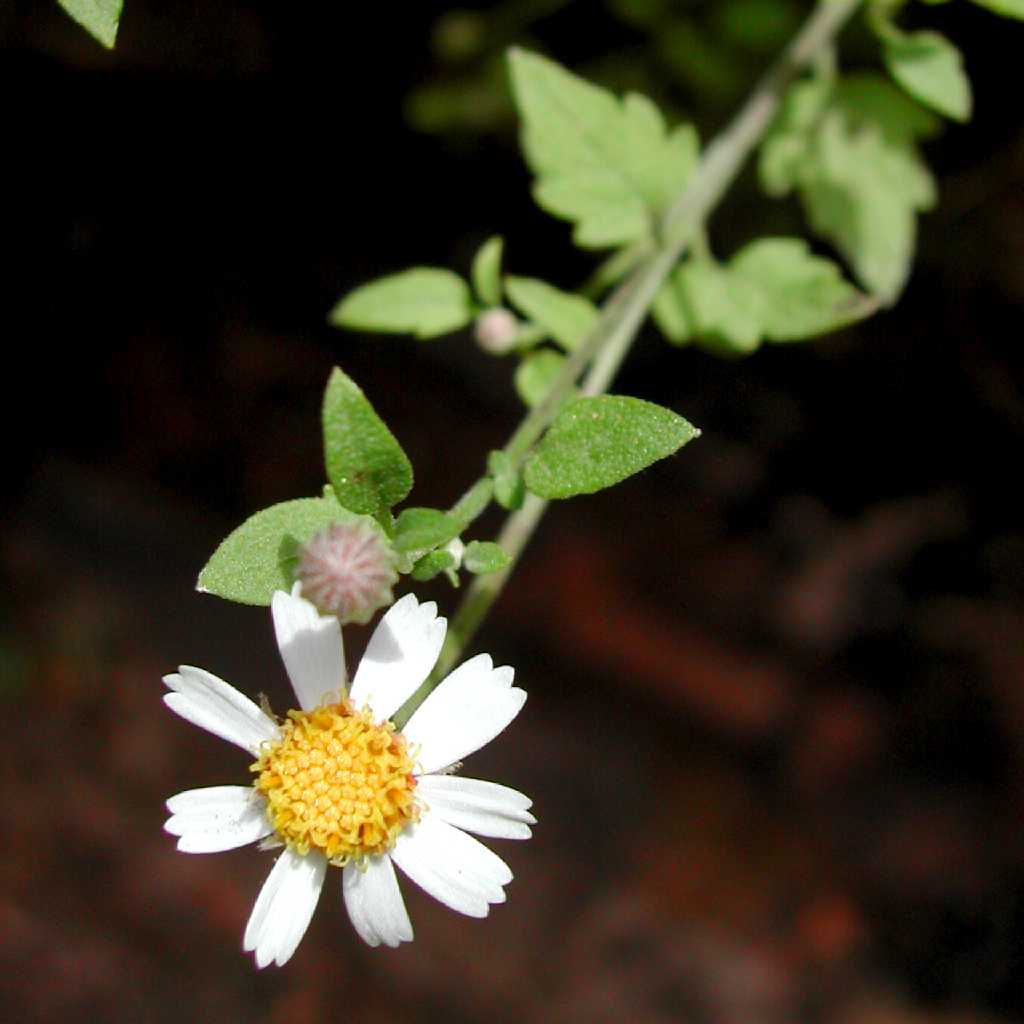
[252,701,418,866]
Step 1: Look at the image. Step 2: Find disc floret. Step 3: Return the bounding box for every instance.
[252,700,419,866]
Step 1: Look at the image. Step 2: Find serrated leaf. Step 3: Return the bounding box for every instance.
[505,276,598,352]
[393,507,462,553]
[198,496,363,605]
[487,450,525,511]
[411,549,458,582]
[882,30,972,122]
[524,395,699,498]
[463,541,512,574]
[508,48,699,248]
[58,0,122,48]
[764,73,937,303]
[322,368,413,519]
[969,0,1024,19]
[471,236,504,306]
[514,348,567,408]
[728,237,875,341]
[801,109,935,301]
[329,268,474,339]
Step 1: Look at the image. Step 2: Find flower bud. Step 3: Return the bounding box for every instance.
[296,520,399,624]
[442,536,465,570]
[474,308,520,356]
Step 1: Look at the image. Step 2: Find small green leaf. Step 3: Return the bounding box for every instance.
[514,348,567,408]
[801,110,935,301]
[764,73,937,303]
[463,541,512,574]
[524,395,699,498]
[393,507,462,553]
[411,549,458,582]
[58,0,122,48]
[505,276,598,352]
[322,368,413,519]
[728,238,876,342]
[488,450,526,511]
[471,236,504,306]
[329,268,474,339]
[198,496,364,605]
[677,260,762,356]
[969,0,1024,19]
[882,30,972,122]
[508,48,699,248]
[760,74,833,196]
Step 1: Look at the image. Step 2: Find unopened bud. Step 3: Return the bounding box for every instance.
[443,536,465,570]
[296,520,399,624]
[474,308,520,355]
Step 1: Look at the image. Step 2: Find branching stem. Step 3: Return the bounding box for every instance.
[392,0,863,730]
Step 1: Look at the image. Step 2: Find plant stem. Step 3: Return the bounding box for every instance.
[393,0,863,728]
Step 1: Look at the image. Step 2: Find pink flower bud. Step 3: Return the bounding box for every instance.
[474,308,520,355]
[296,520,398,624]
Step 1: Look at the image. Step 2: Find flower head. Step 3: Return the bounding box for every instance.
[163,586,532,967]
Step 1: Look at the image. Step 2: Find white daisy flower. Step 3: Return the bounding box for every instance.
[163,586,533,967]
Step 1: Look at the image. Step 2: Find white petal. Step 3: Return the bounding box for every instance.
[243,848,326,969]
[390,811,512,919]
[342,856,413,948]
[349,594,446,722]
[272,586,346,711]
[163,666,280,754]
[403,655,526,775]
[416,775,535,840]
[165,786,273,853]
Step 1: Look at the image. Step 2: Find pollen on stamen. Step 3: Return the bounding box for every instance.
[252,701,419,866]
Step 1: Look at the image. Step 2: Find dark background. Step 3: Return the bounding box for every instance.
[3,1,1024,1021]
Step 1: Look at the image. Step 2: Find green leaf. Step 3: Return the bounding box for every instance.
[882,30,972,122]
[393,507,462,553]
[471,236,504,306]
[411,549,458,583]
[58,0,122,48]
[329,268,474,339]
[969,0,1024,19]
[505,276,598,352]
[801,109,935,301]
[760,74,833,196]
[322,368,413,519]
[832,73,940,143]
[487,450,525,511]
[524,395,699,498]
[463,541,512,574]
[677,260,762,356]
[728,238,875,342]
[764,73,937,303]
[508,48,699,248]
[514,348,567,408]
[198,496,365,605]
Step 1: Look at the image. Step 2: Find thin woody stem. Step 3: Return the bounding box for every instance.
[392,0,864,730]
